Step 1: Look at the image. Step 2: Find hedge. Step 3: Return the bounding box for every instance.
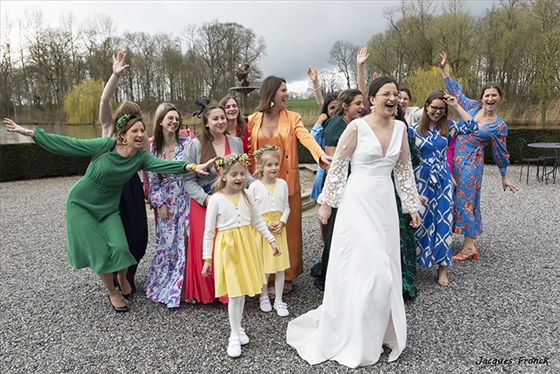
[1,128,559,182]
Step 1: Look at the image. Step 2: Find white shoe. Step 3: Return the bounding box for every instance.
[273,300,289,317]
[259,294,272,312]
[239,327,249,345]
[227,336,241,358]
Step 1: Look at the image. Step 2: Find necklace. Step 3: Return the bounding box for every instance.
[212,139,225,145]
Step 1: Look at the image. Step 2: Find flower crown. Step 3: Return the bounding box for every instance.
[116,113,138,131]
[253,144,279,161]
[215,153,248,168]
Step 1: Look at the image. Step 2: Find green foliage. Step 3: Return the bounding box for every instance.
[404,66,449,107]
[286,99,319,109]
[63,79,104,125]
[0,143,90,181]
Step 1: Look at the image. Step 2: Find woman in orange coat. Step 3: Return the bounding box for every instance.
[248,76,330,293]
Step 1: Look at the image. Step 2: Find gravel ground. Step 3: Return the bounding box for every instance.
[1,165,559,373]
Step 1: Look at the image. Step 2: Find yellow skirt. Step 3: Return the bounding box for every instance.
[214,225,267,298]
[256,211,290,274]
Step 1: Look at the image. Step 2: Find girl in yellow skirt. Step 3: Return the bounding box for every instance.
[248,145,291,317]
[201,154,280,358]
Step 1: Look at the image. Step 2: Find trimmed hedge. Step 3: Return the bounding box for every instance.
[0,143,90,181]
[1,128,559,182]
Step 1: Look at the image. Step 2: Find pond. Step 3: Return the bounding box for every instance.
[1,124,102,144]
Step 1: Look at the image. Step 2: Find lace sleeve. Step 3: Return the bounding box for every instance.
[394,130,420,214]
[317,121,358,208]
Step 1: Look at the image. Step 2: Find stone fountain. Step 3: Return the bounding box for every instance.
[230,63,259,118]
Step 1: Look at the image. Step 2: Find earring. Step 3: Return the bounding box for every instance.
[121,138,128,146]
[370,104,375,114]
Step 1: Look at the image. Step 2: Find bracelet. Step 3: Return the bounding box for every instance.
[313,87,321,92]
[204,258,212,263]
[189,163,198,172]
[113,73,121,77]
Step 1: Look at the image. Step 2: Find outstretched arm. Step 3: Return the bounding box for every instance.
[100,51,130,138]
[308,66,324,108]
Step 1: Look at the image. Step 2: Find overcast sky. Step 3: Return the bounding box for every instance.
[1,0,497,93]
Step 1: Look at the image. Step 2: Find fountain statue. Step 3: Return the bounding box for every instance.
[230,63,259,117]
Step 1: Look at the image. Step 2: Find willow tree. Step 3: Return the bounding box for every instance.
[64,79,104,124]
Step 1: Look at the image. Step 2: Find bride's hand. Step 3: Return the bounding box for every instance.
[318,203,332,225]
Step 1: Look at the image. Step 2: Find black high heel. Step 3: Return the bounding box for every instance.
[122,292,134,302]
[108,295,129,313]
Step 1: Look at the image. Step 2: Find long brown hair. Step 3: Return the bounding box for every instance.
[152,102,182,157]
[255,76,286,113]
[417,90,449,137]
[220,95,246,137]
[199,102,226,163]
[333,89,363,117]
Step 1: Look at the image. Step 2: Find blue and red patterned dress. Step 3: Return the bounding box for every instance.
[444,76,511,239]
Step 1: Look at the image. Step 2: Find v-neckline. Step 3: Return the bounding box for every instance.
[362,118,396,158]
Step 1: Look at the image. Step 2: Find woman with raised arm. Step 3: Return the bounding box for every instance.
[287,76,421,367]
[3,117,213,313]
[439,52,518,261]
[247,76,331,294]
[408,91,478,287]
[98,51,147,296]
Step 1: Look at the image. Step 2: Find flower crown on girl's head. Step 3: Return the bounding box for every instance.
[215,153,248,168]
[253,144,279,161]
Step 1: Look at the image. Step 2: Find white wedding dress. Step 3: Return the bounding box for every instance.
[286,118,419,368]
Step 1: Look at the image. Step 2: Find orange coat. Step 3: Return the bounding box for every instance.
[247,110,325,196]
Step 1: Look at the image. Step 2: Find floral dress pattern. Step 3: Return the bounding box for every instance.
[408,119,478,268]
[444,77,511,238]
[143,135,193,308]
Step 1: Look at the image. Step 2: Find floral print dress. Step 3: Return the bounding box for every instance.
[144,135,193,308]
[444,77,511,238]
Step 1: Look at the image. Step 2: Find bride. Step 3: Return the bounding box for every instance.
[286,76,421,368]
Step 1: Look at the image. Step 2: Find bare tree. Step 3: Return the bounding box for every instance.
[328,40,358,89]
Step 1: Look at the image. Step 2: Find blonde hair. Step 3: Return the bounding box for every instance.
[253,148,280,180]
[211,156,252,207]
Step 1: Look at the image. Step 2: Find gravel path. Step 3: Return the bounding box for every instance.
[1,166,558,373]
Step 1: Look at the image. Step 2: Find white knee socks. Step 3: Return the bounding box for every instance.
[274,271,285,302]
[228,296,245,337]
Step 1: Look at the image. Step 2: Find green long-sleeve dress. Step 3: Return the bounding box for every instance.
[32,128,190,273]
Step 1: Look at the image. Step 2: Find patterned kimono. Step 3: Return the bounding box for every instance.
[444,77,511,238]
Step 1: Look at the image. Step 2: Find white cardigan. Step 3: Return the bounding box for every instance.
[247,179,290,224]
[202,192,275,260]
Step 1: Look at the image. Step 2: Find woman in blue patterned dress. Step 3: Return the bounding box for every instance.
[439,52,518,261]
[143,103,194,308]
[408,91,478,286]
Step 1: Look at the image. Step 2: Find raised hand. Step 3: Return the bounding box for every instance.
[443,94,458,108]
[113,51,130,77]
[438,51,448,71]
[357,47,369,65]
[307,66,318,83]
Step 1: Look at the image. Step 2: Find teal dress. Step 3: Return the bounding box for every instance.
[32,128,190,273]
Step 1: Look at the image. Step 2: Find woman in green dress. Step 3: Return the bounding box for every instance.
[3,116,214,313]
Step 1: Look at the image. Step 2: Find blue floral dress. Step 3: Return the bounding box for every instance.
[444,77,511,238]
[143,136,193,308]
[409,119,478,267]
